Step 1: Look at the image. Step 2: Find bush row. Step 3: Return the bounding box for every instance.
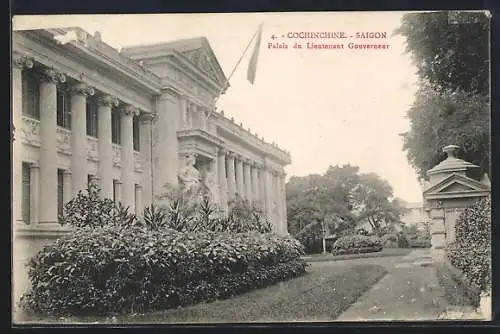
[20,226,307,316]
[447,197,491,293]
[333,235,382,250]
[331,245,383,256]
[409,240,432,248]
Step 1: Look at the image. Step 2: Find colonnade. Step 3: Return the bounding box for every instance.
[215,148,287,233]
[12,54,154,224]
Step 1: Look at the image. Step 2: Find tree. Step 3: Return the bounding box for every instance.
[395,11,490,96]
[395,11,491,179]
[286,165,359,253]
[401,84,490,179]
[352,173,406,237]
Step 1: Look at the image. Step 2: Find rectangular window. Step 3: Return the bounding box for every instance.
[22,71,40,119]
[113,179,119,204]
[133,116,140,152]
[87,174,96,190]
[22,163,31,224]
[86,98,99,137]
[111,108,121,144]
[57,169,64,220]
[56,88,71,129]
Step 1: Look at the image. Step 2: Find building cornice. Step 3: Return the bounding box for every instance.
[26,28,162,95]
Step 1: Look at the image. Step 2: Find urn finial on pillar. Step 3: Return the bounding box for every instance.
[443,144,460,159]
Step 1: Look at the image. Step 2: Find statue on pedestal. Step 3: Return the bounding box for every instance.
[178,154,202,202]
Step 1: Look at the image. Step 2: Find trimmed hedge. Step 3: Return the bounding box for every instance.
[409,240,431,248]
[331,245,383,256]
[20,226,307,316]
[333,235,382,250]
[447,197,491,293]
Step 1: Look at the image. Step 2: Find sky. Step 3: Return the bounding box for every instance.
[13,12,424,203]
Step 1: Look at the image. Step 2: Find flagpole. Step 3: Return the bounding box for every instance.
[210,23,263,113]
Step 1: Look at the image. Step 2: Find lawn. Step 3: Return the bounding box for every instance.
[15,263,388,324]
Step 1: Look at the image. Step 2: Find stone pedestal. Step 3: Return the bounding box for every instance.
[423,145,491,263]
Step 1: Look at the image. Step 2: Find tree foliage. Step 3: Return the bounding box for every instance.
[286,165,360,253]
[401,85,490,179]
[395,11,491,179]
[395,11,490,96]
[352,173,407,237]
[286,165,405,253]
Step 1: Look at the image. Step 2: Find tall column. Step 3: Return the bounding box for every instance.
[217,148,228,212]
[199,107,208,131]
[243,160,252,202]
[272,171,282,233]
[209,149,219,206]
[274,172,285,234]
[235,155,244,199]
[29,163,40,225]
[120,105,138,208]
[251,163,260,203]
[38,69,65,224]
[135,185,143,215]
[139,112,155,207]
[97,94,118,199]
[263,164,274,229]
[153,94,179,196]
[70,82,94,197]
[259,168,266,208]
[226,152,236,200]
[12,54,34,224]
[279,172,288,234]
[180,96,188,130]
[115,180,123,204]
[187,102,194,129]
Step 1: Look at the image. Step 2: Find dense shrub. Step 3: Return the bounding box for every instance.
[59,183,140,228]
[381,234,398,248]
[19,226,307,316]
[447,197,491,292]
[409,240,432,248]
[331,245,383,256]
[382,233,411,248]
[333,234,382,250]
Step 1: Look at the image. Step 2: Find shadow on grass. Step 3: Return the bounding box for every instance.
[15,264,388,324]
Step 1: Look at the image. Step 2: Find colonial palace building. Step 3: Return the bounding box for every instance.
[12,27,291,239]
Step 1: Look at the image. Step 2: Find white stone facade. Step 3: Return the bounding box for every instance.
[12,27,291,235]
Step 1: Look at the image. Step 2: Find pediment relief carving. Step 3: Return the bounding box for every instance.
[180,48,222,86]
[423,173,490,198]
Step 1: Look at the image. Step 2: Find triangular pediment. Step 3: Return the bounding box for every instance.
[120,37,228,90]
[423,173,490,199]
[172,37,228,87]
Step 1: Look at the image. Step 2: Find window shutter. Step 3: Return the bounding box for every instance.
[22,163,31,224]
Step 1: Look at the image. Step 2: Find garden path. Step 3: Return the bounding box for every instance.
[336,249,449,321]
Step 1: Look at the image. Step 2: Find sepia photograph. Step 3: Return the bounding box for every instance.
[11,11,491,324]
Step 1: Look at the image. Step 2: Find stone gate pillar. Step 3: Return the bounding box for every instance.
[422,145,490,263]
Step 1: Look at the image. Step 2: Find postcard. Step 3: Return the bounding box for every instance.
[11,11,492,324]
